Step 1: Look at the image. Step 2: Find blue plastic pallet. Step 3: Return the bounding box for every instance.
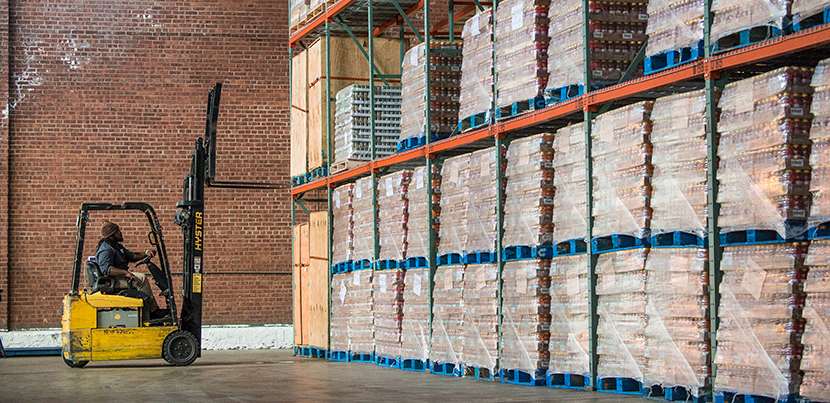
[375,354,402,369]
[350,351,375,363]
[431,361,462,377]
[329,350,350,362]
[352,259,372,271]
[499,368,546,386]
[546,84,584,104]
[644,40,704,75]
[713,25,783,53]
[533,244,554,259]
[297,346,328,359]
[597,377,646,395]
[400,358,429,372]
[375,260,403,271]
[462,364,495,381]
[714,391,798,403]
[809,221,830,239]
[291,175,308,187]
[438,253,462,266]
[496,96,548,120]
[404,256,428,269]
[308,166,328,179]
[553,239,588,257]
[592,234,650,254]
[331,261,353,274]
[793,8,830,32]
[464,251,497,264]
[644,385,711,403]
[650,231,707,248]
[547,372,588,389]
[2,347,61,357]
[720,222,807,246]
[503,245,533,261]
[397,132,452,152]
[458,110,492,132]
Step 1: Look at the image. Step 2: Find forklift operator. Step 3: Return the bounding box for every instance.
[96,220,163,317]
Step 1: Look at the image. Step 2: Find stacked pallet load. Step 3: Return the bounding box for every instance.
[430,264,466,375]
[644,0,703,74]
[717,67,814,241]
[330,267,375,362]
[494,0,550,117]
[289,0,308,33]
[400,265,430,370]
[405,165,441,268]
[810,58,830,230]
[464,146,505,259]
[373,267,405,367]
[462,263,500,380]
[596,248,649,389]
[801,239,830,400]
[332,184,355,274]
[458,9,494,131]
[591,101,654,249]
[399,42,463,152]
[650,90,709,241]
[500,258,552,385]
[715,243,809,400]
[546,0,648,101]
[643,248,710,398]
[552,123,587,252]
[709,0,788,50]
[503,133,555,255]
[352,176,376,270]
[438,154,471,263]
[547,254,590,388]
[333,85,402,171]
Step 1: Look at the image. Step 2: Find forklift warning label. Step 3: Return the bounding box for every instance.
[193,273,202,293]
[194,257,201,273]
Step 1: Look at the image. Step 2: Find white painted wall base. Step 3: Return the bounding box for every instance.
[0,324,294,350]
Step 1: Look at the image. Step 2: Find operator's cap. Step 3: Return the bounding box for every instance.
[102,220,120,238]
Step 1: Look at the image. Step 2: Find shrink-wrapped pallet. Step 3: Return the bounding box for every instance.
[378,171,412,262]
[596,248,649,381]
[548,254,590,379]
[400,42,463,143]
[459,10,494,121]
[801,239,830,400]
[643,248,711,397]
[430,264,466,367]
[289,0,308,30]
[504,133,555,249]
[651,90,710,236]
[401,267,430,362]
[552,123,588,245]
[494,0,550,108]
[646,0,703,57]
[715,243,809,399]
[331,269,374,354]
[710,0,789,46]
[792,0,830,25]
[717,68,814,239]
[465,147,506,253]
[352,177,375,264]
[810,58,830,226]
[501,259,552,381]
[373,268,406,358]
[591,101,654,239]
[333,85,402,164]
[407,166,441,261]
[462,263,500,376]
[439,155,471,256]
[332,184,355,266]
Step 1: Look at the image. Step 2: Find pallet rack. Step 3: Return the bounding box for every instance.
[288,0,830,399]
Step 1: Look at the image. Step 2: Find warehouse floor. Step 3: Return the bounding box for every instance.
[0,349,659,402]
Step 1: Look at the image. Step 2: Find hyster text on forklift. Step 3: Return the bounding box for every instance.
[61,83,282,367]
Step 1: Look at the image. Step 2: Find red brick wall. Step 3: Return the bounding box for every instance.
[4,0,292,329]
[0,0,8,330]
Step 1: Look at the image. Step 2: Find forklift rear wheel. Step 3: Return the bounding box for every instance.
[63,357,89,368]
[162,330,198,366]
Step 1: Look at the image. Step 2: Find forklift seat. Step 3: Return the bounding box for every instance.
[86,260,117,295]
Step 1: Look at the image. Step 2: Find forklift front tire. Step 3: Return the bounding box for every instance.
[162,330,198,366]
[63,357,89,368]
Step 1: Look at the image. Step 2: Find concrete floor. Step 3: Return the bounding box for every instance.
[0,349,658,402]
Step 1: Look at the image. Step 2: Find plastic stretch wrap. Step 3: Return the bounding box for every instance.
[401,267,430,360]
[439,155,471,256]
[552,123,588,244]
[715,243,808,399]
[334,85,402,163]
[331,270,374,353]
[811,58,830,226]
[431,265,466,365]
[801,239,830,399]
[400,42,463,141]
[494,0,550,108]
[463,263,500,371]
[407,166,441,259]
[592,102,654,239]
[466,147,506,252]
[646,0,703,56]
[459,10,495,120]
[504,133,555,248]
[651,90,710,236]
[596,248,649,381]
[792,0,830,23]
[717,68,814,238]
[332,184,355,265]
[352,177,376,263]
[373,269,406,357]
[643,248,710,396]
[378,171,413,262]
[710,0,789,45]
[501,259,552,374]
[547,254,590,375]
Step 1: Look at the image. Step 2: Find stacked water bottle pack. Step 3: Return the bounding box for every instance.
[709,0,789,50]
[462,263,501,379]
[552,123,587,249]
[332,184,355,271]
[645,0,703,67]
[333,85,402,164]
[438,154,471,261]
[400,267,430,368]
[801,239,830,400]
[503,133,555,253]
[373,268,406,363]
[406,165,442,267]
[352,177,376,269]
[809,58,830,227]
[377,171,413,265]
[459,10,494,129]
[547,254,590,386]
[465,146,507,255]
[430,264,466,375]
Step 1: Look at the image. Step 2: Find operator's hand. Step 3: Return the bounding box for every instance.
[125,270,136,281]
[144,249,156,258]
